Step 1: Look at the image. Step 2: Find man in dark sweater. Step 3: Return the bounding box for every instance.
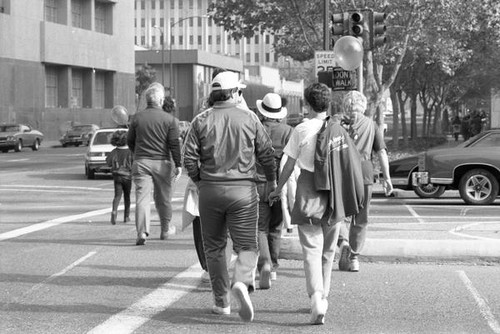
[127,83,182,245]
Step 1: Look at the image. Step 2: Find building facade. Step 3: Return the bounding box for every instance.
[0,0,136,140]
[134,0,289,75]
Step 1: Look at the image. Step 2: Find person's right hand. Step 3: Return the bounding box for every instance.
[268,189,281,206]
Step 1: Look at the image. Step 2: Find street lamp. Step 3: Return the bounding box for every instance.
[169,15,208,99]
[153,25,165,86]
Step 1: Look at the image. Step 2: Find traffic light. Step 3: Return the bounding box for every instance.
[371,11,387,48]
[331,13,347,48]
[347,10,364,38]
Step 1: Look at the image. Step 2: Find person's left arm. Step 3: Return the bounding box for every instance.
[374,126,393,196]
[168,118,182,179]
[182,120,201,183]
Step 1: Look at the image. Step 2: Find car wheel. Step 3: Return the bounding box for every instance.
[459,169,499,205]
[62,143,68,147]
[75,143,80,147]
[14,140,22,152]
[32,139,40,151]
[1,149,8,153]
[413,184,446,198]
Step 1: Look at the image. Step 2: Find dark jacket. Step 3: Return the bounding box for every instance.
[183,101,276,183]
[127,105,181,167]
[255,119,293,183]
[106,147,132,178]
[314,118,364,222]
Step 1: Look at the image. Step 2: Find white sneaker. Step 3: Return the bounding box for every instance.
[349,257,360,272]
[212,305,230,315]
[310,292,326,325]
[231,282,254,322]
[270,271,277,281]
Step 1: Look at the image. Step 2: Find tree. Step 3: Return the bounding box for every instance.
[135,64,156,112]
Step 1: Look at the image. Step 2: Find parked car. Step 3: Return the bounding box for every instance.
[387,155,446,198]
[84,128,128,179]
[0,123,44,152]
[413,129,500,205]
[60,124,99,147]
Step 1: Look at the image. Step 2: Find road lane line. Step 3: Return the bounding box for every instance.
[0,185,107,191]
[404,204,425,224]
[0,197,183,241]
[457,270,500,334]
[30,251,97,293]
[449,222,499,241]
[87,263,204,334]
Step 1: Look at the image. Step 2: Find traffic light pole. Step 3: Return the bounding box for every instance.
[324,0,330,50]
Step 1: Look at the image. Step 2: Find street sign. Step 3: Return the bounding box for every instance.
[315,51,357,90]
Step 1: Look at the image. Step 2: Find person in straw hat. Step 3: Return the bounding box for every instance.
[254,93,293,289]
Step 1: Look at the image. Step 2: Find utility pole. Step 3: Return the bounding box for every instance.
[323,0,330,50]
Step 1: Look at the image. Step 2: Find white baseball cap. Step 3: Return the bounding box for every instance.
[211,72,247,92]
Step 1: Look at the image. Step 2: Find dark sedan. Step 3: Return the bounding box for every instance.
[388,155,446,198]
[413,129,500,205]
[60,124,99,147]
[0,124,44,152]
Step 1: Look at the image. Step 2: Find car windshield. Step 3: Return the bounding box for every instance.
[92,132,113,145]
[0,125,20,132]
[72,125,93,131]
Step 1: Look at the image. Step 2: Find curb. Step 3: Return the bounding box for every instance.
[280,237,500,264]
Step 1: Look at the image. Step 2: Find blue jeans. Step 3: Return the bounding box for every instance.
[256,182,282,272]
[112,175,132,219]
[339,184,372,257]
[198,180,259,308]
[132,159,174,238]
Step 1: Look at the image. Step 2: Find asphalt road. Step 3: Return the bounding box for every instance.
[1,144,500,333]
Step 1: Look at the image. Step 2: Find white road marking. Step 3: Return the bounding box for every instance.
[0,197,183,241]
[87,263,204,334]
[29,251,97,293]
[3,158,29,162]
[0,188,112,193]
[404,204,425,224]
[458,270,500,334]
[0,185,107,191]
[449,222,499,241]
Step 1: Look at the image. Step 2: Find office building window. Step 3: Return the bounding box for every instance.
[189,35,193,45]
[141,1,145,10]
[141,36,145,45]
[198,35,202,44]
[216,35,221,45]
[246,53,250,63]
[179,35,183,45]
[197,0,202,8]
[45,66,58,108]
[266,35,270,44]
[274,53,278,62]
[170,35,174,45]
[265,53,270,62]
[170,0,174,9]
[227,36,231,44]
[44,0,57,23]
[198,17,202,27]
[160,0,164,9]
[72,70,83,108]
[152,35,156,46]
[235,39,240,45]
[189,0,193,8]
[255,35,259,44]
[141,18,145,27]
[208,18,212,26]
[71,0,83,28]
[152,18,156,27]
[208,36,212,45]
[134,19,136,27]
[160,18,164,27]
[95,3,111,34]
[255,53,259,62]
[246,37,250,44]
[151,0,155,9]
[170,18,174,27]
[178,0,182,9]
[135,36,137,44]
[179,19,183,27]
[189,17,193,26]
[95,72,105,109]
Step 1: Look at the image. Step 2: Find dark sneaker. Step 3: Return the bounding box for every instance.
[231,282,254,322]
[338,241,351,271]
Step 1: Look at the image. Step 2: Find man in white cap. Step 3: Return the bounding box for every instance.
[254,93,293,289]
[183,71,277,322]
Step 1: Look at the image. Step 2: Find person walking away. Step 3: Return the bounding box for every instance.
[106,130,133,225]
[183,71,277,322]
[254,93,293,288]
[127,83,182,245]
[337,90,393,272]
[269,83,363,325]
[452,115,461,142]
